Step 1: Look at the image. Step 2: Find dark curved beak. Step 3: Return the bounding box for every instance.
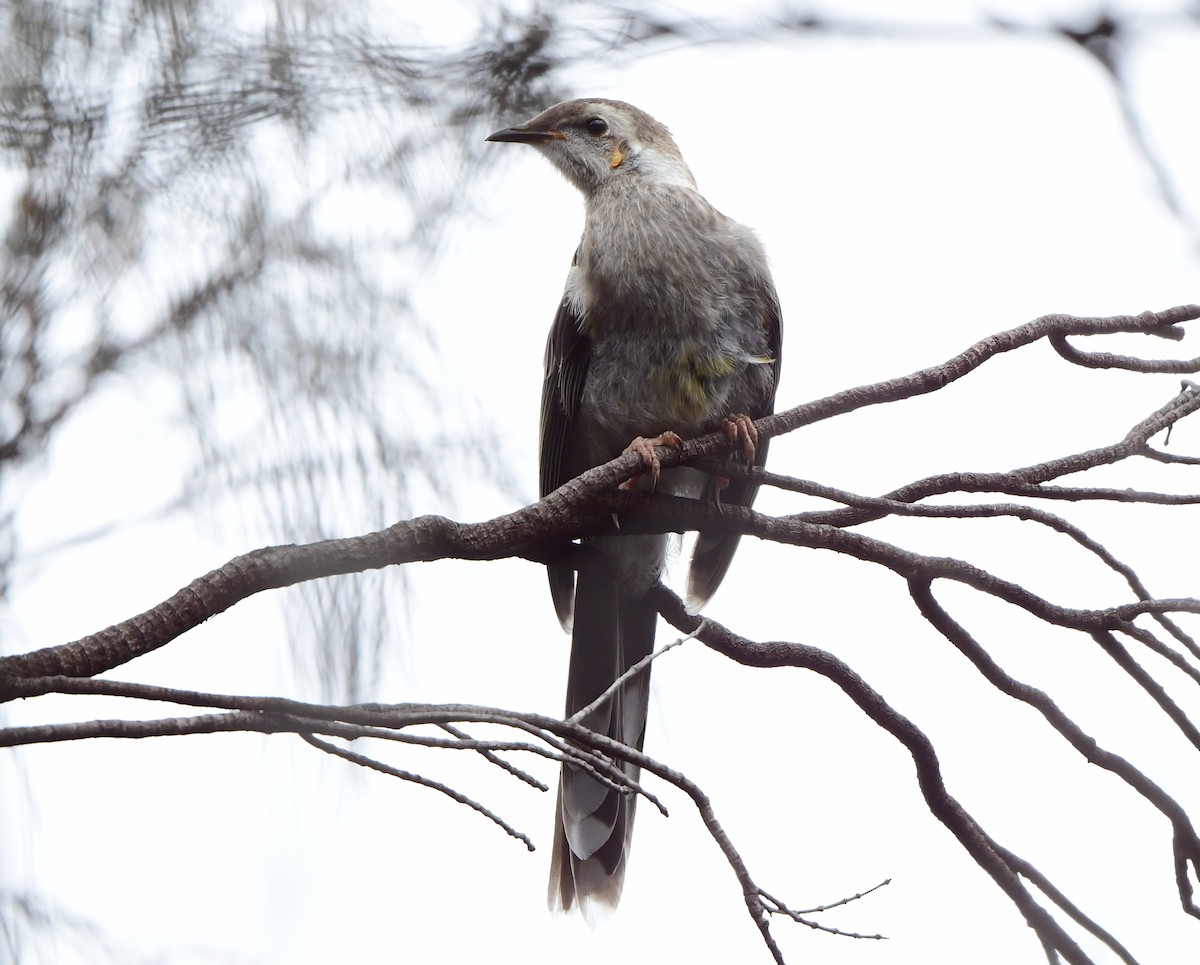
[486,126,564,144]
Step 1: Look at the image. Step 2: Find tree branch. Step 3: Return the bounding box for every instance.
[2,306,1196,684]
[4,305,1199,963]
[648,588,1102,965]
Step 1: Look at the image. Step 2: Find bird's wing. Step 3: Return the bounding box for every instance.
[541,272,592,629]
[686,274,783,609]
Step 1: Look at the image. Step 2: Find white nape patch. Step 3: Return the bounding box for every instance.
[631,146,697,190]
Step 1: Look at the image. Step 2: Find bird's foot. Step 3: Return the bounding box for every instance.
[710,473,730,512]
[619,431,684,490]
[707,415,760,509]
[722,414,759,465]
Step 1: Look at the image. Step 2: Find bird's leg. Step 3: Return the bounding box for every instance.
[710,414,760,510]
[722,413,758,465]
[619,431,684,490]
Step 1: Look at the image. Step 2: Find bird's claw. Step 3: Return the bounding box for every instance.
[708,415,760,507]
[619,431,684,490]
[723,414,758,465]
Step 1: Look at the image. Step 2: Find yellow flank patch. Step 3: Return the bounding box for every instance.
[684,347,736,380]
[659,348,740,422]
[609,148,623,169]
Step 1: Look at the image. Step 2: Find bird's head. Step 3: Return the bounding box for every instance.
[486,98,696,195]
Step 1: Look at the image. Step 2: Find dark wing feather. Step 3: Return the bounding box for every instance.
[686,277,783,608]
[540,270,592,629]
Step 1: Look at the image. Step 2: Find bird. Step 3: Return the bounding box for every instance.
[486,98,782,919]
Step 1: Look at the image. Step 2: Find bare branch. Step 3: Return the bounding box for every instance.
[758,881,890,939]
[648,588,1103,965]
[991,843,1140,965]
[298,732,536,850]
[2,307,1196,685]
[438,722,549,792]
[4,305,1198,962]
[566,627,697,726]
[756,305,1199,447]
[908,582,1200,922]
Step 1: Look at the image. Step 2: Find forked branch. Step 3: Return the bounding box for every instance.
[3,305,1199,963]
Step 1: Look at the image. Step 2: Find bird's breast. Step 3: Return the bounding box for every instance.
[566,182,774,447]
[580,331,741,440]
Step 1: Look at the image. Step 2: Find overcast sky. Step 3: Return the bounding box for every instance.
[4,2,1200,964]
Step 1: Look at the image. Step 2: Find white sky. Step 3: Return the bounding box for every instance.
[4,3,1200,964]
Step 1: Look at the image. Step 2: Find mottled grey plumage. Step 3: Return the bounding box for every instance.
[487,98,782,919]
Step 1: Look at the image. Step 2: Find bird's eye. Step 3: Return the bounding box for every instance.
[585,117,608,136]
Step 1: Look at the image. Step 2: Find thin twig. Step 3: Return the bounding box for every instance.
[566,625,699,726]
[758,888,888,939]
[649,587,1101,965]
[908,579,1200,923]
[774,878,891,915]
[437,722,548,791]
[2,307,1196,683]
[758,880,891,938]
[299,732,535,849]
[991,843,1140,965]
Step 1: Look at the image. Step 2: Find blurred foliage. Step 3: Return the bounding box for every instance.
[2,0,1196,694]
[0,0,576,698]
[1,1,1197,962]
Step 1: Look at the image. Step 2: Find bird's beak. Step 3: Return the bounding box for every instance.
[486,125,565,144]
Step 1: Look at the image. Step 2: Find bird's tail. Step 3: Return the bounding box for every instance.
[548,563,656,920]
